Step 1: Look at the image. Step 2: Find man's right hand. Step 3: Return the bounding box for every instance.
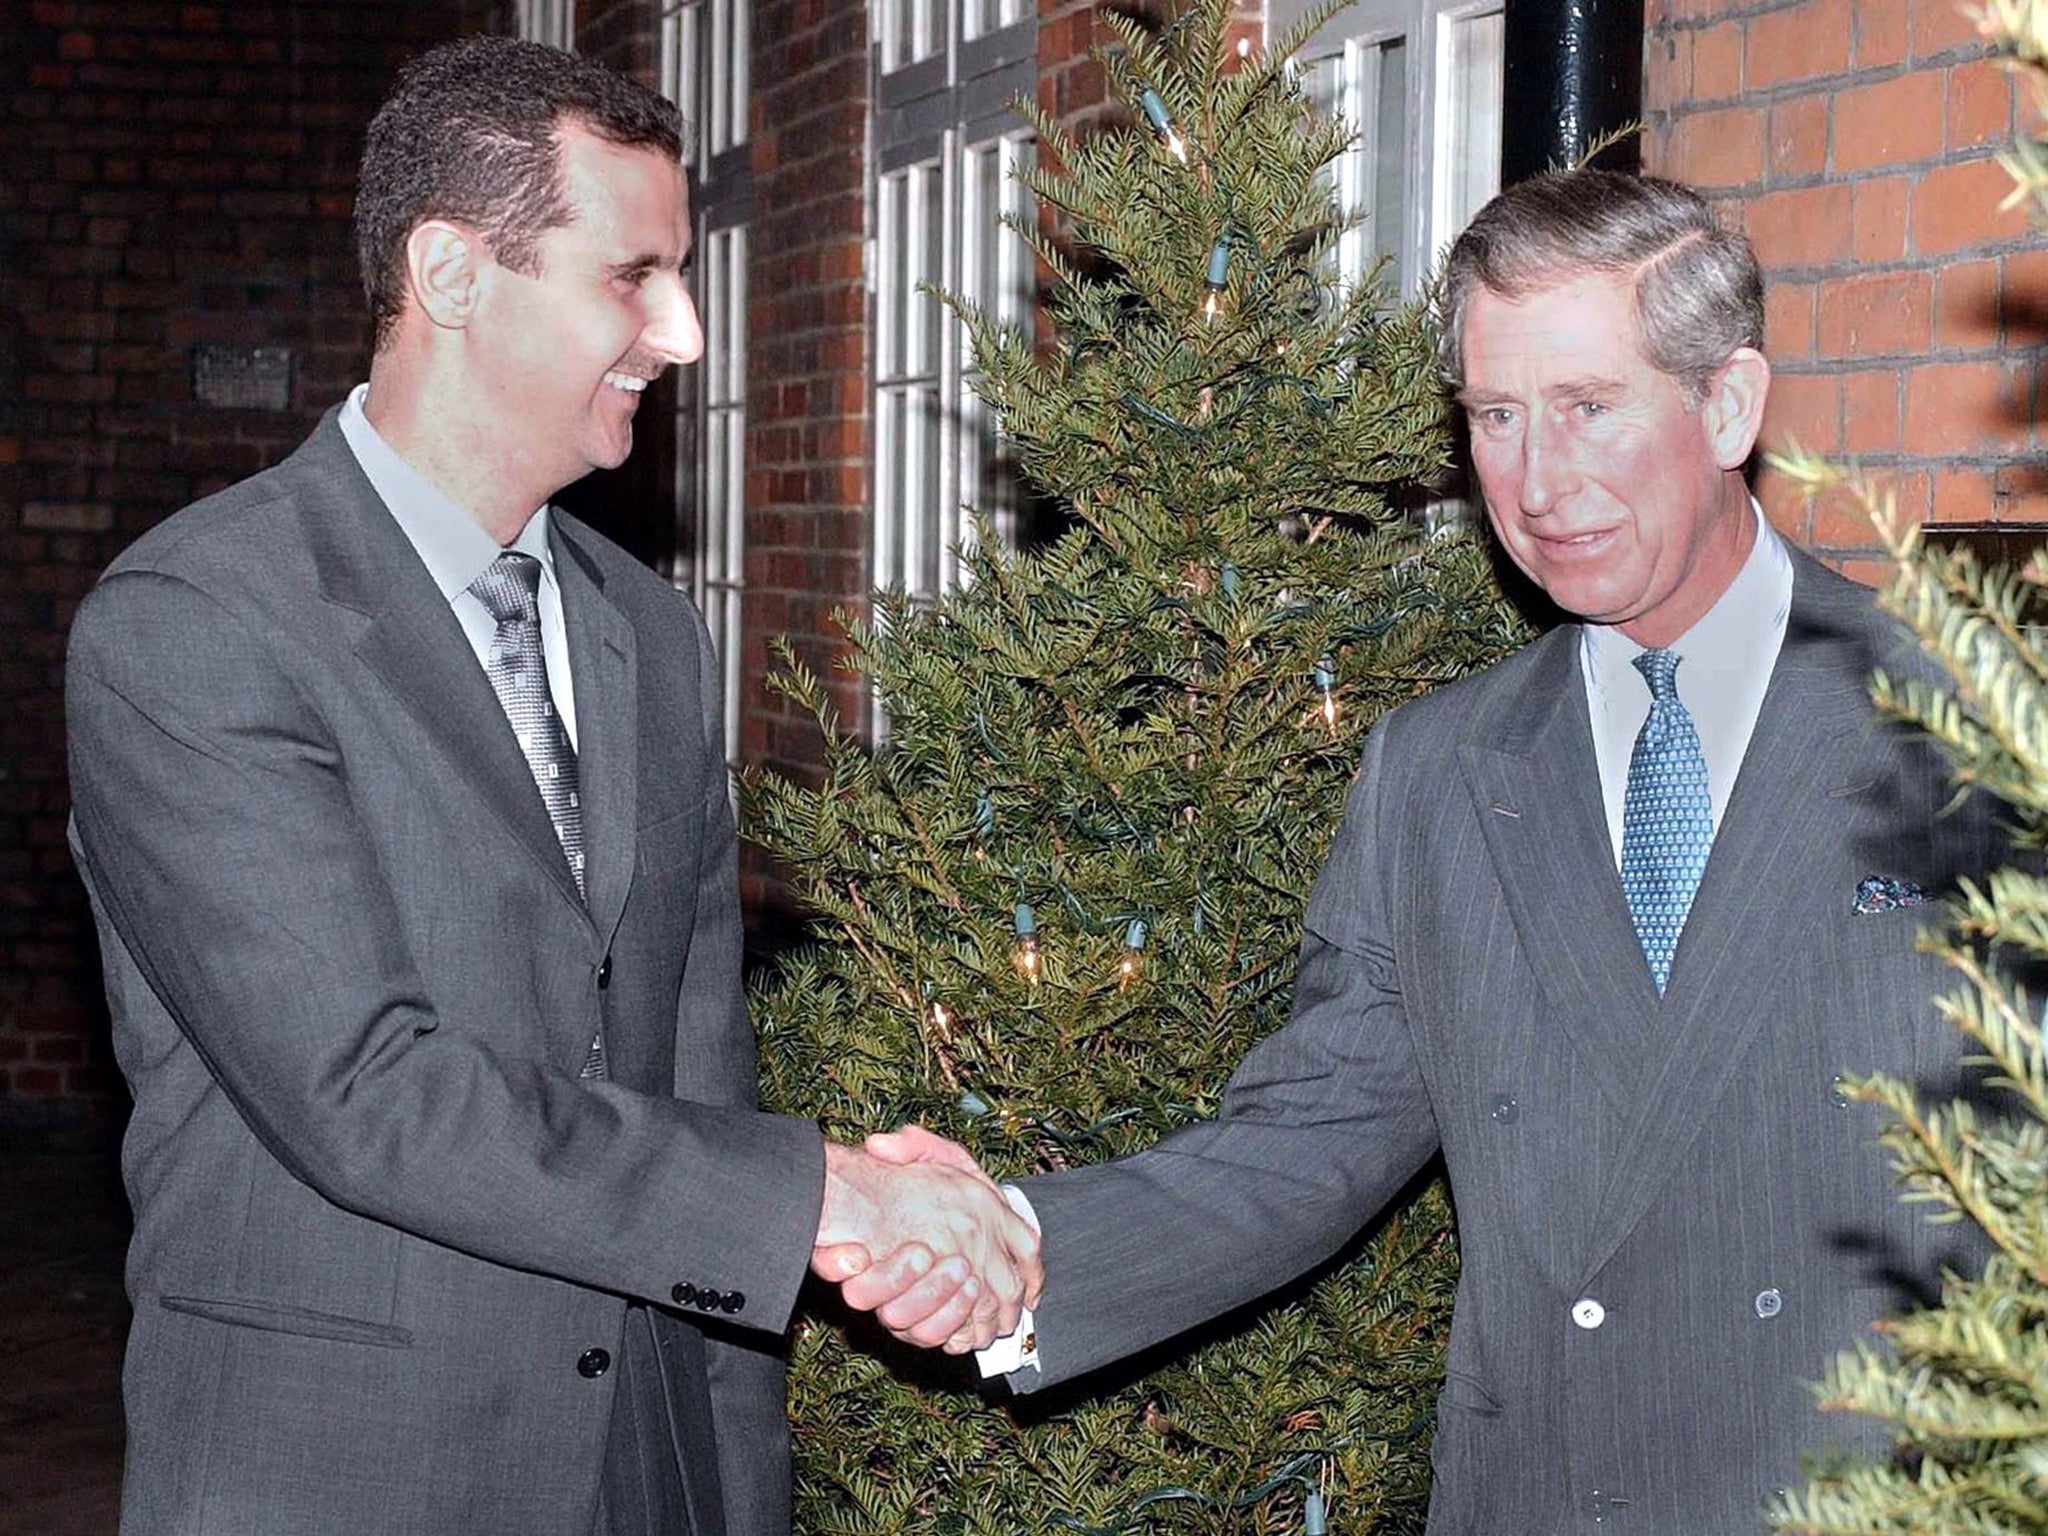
[812,1134,1042,1352]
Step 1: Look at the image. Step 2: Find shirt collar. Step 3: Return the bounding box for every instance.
[1581,501,1793,691]
[336,383,557,602]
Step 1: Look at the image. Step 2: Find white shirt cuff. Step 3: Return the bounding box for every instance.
[975,1184,1040,1377]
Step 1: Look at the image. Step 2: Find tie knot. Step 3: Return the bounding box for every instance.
[1632,647,1682,704]
[470,551,543,625]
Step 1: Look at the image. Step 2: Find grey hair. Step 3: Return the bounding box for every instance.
[1439,170,1764,407]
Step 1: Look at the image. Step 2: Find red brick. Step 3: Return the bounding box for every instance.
[1855,0,1910,67]
[1832,70,1946,172]
[1834,557,1896,588]
[1765,278,1816,358]
[1947,57,2015,150]
[1747,182,1853,267]
[1747,0,1853,88]
[1808,474,1910,548]
[1816,269,1932,357]
[1842,368,1904,452]
[1671,105,1768,187]
[1766,94,1828,180]
[1911,0,1988,58]
[1902,359,2023,452]
[1912,155,2033,254]
[2003,246,2048,345]
[1694,25,1743,98]
[1994,461,2048,520]
[1933,257,2003,350]
[1851,174,1912,262]
[1929,466,1998,521]
[1761,369,1842,454]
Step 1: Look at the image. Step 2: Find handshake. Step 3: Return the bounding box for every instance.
[810,1126,1040,1355]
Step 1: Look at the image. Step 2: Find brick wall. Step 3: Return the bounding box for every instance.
[1645,0,2043,571]
[734,0,872,912]
[0,0,483,1122]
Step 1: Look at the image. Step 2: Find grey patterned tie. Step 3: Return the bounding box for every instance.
[469,552,606,1079]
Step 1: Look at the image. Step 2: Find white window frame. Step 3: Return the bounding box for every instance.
[695,225,748,759]
[660,0,752,765]
[1274,0,1504,301]
[514,0,576,50]
[870,3,1036,611]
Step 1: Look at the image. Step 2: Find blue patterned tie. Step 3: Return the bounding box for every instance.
[1620,649,1713,993]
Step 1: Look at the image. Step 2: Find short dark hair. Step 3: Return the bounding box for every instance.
[355,35,685,349]
[1439,170,1764,407]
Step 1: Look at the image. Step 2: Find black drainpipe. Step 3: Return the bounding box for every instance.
[1500,0,1644,184]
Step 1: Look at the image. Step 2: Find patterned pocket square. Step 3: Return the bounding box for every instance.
[1854,874,1932,914]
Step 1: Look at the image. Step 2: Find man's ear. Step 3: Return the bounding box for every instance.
[404,220,484,331]
[1703,347,1770,470]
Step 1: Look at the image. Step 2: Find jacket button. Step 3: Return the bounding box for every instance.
[577,1347,611,1378]
[671,1283,697,1307]
[1571,1297,1606,1330]
[597,955,612,990]
[720,1290,745,1314]
[1754,1287,1783,1319]
[1489,1094,1519,1124]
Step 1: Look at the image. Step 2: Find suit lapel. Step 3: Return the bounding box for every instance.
[299,415,591,921]
[1574,555,1885,1282]
[1460,628,1658,1116]
[553,520,638,949]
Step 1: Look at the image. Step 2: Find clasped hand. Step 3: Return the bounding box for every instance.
[812,1126,1038,1354]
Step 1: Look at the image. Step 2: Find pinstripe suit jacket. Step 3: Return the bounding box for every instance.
[67,413,823,1536]
[1012,550,1999,1531]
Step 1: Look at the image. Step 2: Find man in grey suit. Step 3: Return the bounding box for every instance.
[833,170,2004,1527]
[66,37,1037,1536]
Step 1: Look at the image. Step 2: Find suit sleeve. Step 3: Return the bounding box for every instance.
[1008,725,1442,1389]
[66,568,824,1331]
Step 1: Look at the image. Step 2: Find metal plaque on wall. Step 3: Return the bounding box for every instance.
[191,344,294,412]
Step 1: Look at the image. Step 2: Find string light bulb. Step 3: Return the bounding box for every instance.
[1203,237,1231,322]
[1313,654,1339,731]
[1012,902,1042,985]
[1138,87,1189,163]
[1116,919,1148,988]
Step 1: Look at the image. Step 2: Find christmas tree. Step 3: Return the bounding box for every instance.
[1769,5,2048,1530]
[745,1,1524,1529]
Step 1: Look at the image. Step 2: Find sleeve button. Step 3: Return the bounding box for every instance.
[671,1283,697,1307]
[720,1290,745,1314]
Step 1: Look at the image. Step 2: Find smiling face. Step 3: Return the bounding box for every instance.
[1457,270,1762,648]
[471,123,702,498]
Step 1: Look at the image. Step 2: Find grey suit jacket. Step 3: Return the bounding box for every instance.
[1012,552,2000,1531]
[66,413,823,1536]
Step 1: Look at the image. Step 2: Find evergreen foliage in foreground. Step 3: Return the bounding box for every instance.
[744,3,1524,1530]
[1770,8,2048,1529]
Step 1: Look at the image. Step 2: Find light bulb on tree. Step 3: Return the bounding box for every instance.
[1313,654,1339,732]
[1116,919,1148,988]
[1203,238,1230,323]
[1138,88,1189,164]
[1012,902,1042,985]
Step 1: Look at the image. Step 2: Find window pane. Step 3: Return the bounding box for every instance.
[1442,8,1503,245]
[915,163,944,376]
[1371,40,1406,274]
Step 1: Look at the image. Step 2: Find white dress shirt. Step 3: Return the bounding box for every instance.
[336,384,579,748]
[980,505,1797,1379]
